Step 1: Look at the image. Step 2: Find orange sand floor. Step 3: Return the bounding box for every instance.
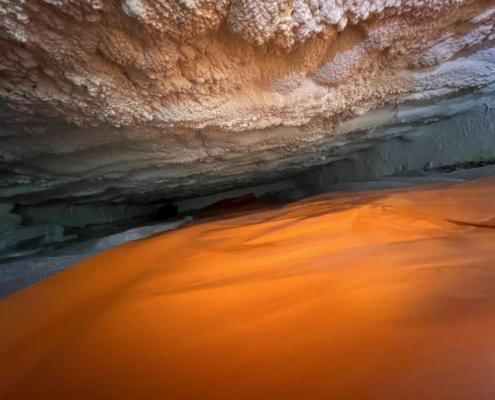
[2,178,495,399]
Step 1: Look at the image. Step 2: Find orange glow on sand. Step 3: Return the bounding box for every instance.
[2,177,495,399]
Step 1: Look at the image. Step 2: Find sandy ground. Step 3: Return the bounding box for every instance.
[1,177,495,399]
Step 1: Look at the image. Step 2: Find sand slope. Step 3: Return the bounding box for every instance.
[1,178,495,399]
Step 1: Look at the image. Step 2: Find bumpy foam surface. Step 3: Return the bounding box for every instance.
[1,1,495,204]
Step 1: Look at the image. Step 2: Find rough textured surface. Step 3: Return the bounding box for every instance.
[1,0,495,206]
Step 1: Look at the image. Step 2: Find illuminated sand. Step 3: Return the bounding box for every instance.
[2,178,495,399]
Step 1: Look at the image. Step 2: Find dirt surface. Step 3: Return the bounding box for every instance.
[2,177,495,399]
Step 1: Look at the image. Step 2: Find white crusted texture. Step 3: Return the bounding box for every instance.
[0,0,494,204]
